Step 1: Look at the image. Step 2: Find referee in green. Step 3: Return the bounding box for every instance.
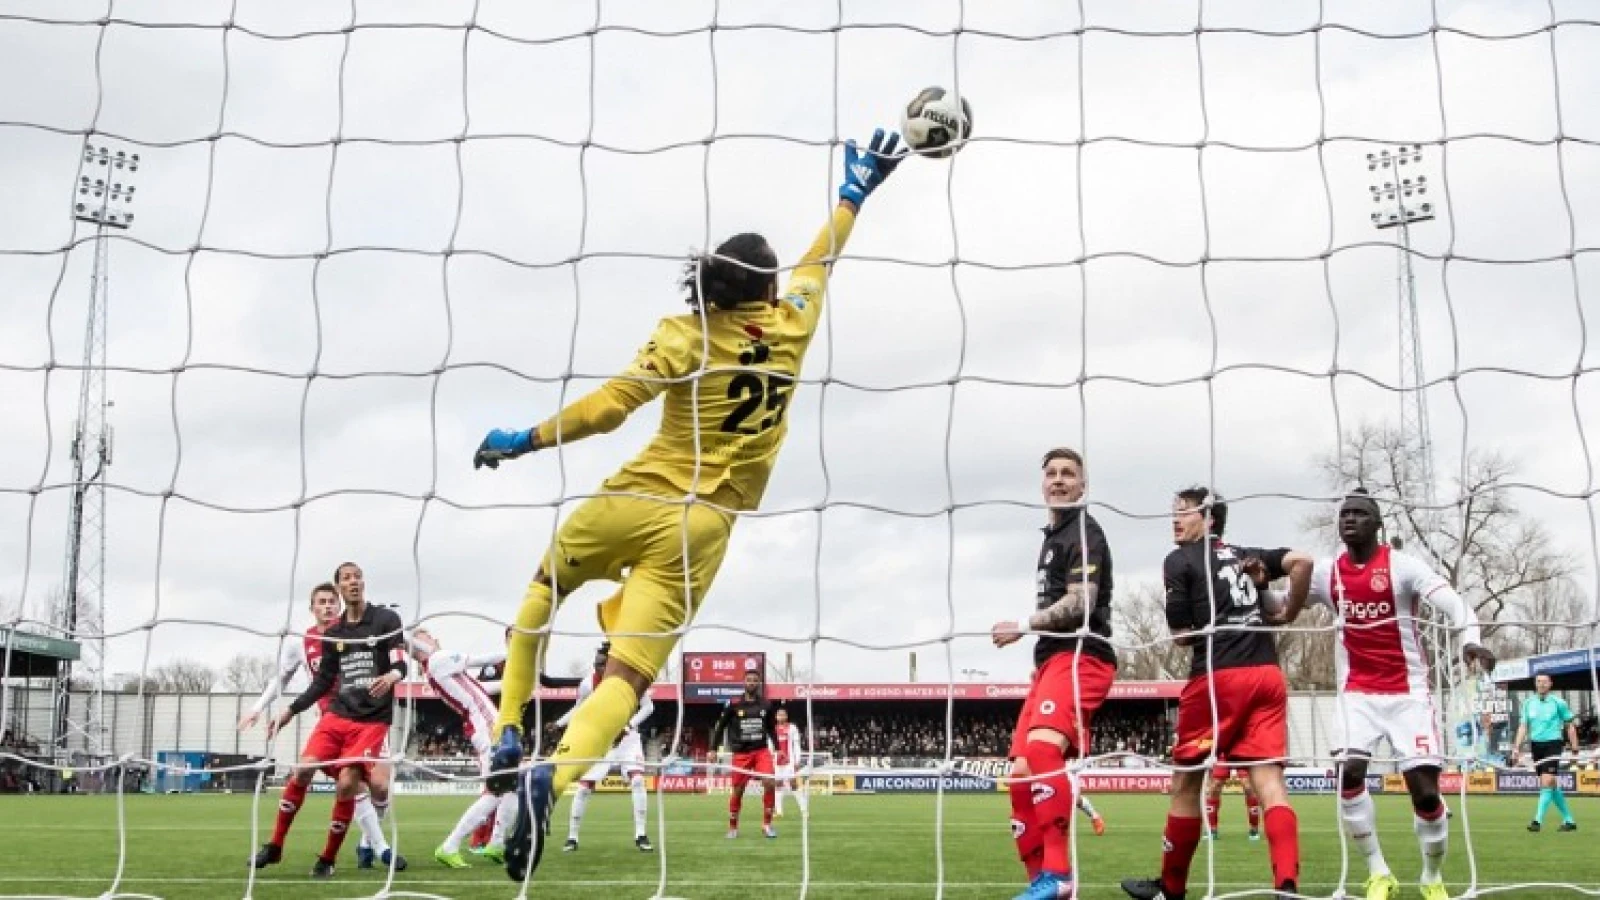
[1512,673,1580,832]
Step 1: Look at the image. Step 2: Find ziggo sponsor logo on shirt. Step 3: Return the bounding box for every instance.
[1337,598,1394,620]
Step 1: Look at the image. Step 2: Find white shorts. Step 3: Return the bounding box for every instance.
[579,730,646,784]
[775,763,796,781]
[1334,692,1442,772]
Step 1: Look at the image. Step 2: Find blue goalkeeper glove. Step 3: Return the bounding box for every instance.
[473,428,535,470]
[839,128,907,206]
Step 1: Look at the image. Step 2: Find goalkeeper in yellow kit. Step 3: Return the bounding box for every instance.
[472,128,908,882]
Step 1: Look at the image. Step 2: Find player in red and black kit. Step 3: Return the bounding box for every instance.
[711,670,779,839]
[990,447,1116,900]
[1122,487,1313,900]
[265,564,408,880]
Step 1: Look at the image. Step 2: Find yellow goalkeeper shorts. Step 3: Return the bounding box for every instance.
[543,493,734,680]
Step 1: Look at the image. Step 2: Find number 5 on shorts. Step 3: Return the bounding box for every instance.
[1415,735,1433,756]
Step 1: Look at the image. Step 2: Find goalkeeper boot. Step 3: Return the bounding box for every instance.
[636,835,654,852]
[355,845,375,869]
[1120,877,1183,900]
[487,725,523,796]
[1561,820,1578,832]
[505,764,553,883]
[1014,871,1075,900]
[311,857,336,879]
[434,846,470,869]
[1419,881,1449,900]
[251,843,282,869]
[1363,872,1398,900]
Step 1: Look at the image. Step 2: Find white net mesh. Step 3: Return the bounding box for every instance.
[1,1,1598,899]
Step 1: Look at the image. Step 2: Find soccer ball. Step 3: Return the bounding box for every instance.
[900,87,972,159]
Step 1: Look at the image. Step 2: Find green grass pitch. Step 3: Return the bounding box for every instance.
[0,791,1591,898]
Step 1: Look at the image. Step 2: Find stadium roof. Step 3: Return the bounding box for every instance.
[1493,647,1600,692]
[0,626,80,678]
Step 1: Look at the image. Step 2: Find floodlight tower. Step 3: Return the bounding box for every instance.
[1367,145,1437,508]
[52,141,137,760]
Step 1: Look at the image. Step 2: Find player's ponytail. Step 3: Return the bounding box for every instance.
[683,233,778,312]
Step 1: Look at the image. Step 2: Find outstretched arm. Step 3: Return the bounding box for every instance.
[628,691,655,731]
[783,130,906,331]
[473,315,696,469]
[241,642,303,728]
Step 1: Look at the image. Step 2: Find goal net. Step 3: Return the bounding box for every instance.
[1,2,1597,900]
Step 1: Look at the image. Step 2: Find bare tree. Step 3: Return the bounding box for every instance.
[1275,605,1338,691]
[1487,579,1591,660]
[1307,422,1578,648]
[220,652,278,692]
[1113,583,1190,681]
[133,659,218,693]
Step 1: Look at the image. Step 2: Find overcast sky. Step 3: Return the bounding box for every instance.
[0,0,1597,693]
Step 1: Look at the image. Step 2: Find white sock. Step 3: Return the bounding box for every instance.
[568,784,592,842]
[1415,808,1449,883]
[354,794,389,855]
[442,793,501,854]
[630,774,649,838]
[796,781,809,815]
[490,792,517,846]
[1077,794,1099,819]
[776,782,791,814]
[1340,790,1390,877]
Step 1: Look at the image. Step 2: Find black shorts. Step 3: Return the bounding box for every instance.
[1532,740,1566,777]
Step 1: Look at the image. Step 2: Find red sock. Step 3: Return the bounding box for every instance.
[320,797,356,862]
[270,779,308,847]
[1160,814,1203,897]
[1009,779,1044,880]
[1205,799,1219,834]
[729,780,744,829]
[1263,804,1300,889]
[762,783,775,826]
[1022,742,1078,878]
[472,814,494,848]
[1247,794,1262,832]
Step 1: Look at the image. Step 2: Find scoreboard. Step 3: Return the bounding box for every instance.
[682,651,766,702]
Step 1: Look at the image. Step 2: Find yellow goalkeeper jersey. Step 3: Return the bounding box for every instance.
[534,205,856,512]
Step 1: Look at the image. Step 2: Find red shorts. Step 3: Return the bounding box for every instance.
[730,748,774,788]
[1173,664,1287,767]
[303,713,389,776]
[1009,652,1117,758]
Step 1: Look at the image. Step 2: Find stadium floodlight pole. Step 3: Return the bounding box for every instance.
[52,141,138,767]
[1366,144,1437,509]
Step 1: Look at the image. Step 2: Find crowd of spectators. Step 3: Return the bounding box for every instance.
[405,701,1173,764]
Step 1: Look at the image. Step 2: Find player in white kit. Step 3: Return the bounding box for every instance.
[562,642,656,853]
[407,630,522,869]
[771,707,809,818]
[241,581,404,872]
[1285,490,1494,900]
